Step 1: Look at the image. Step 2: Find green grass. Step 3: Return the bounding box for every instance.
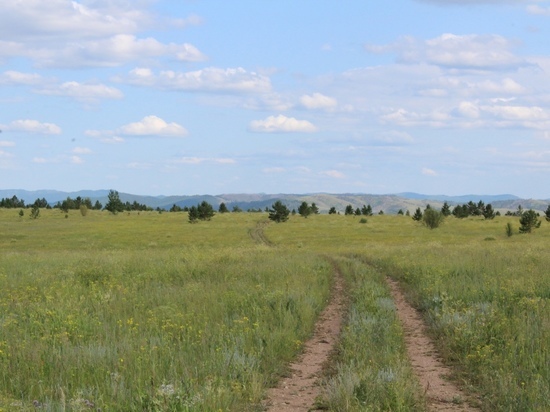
[1,209,549,411]
[0,210,332,411]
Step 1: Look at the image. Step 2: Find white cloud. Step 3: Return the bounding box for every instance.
[248,115,317,133]
[124,67,272,94]
[0,141,16,147]
[321,170,346,179]
[118,116,188,137]
[86,116,188,140]
[300,93,338,110]
[263,167,286,173]
[367,33,524,70]
[0,150,14,158]
[0,71,43,85]
[70,155,84,164]
[422,168,438,176]
[0,0,147,41]
[173,157,236,165]
[527,5,550,15]
[72,147,93,155]
[2,119,61,135]
[38,81,123,102]
[18,35,206,68]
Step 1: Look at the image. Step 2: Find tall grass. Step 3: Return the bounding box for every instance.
[0,210,332,411]
[267,214,550,411]
[1,210,549,410]
[319,257,423,411]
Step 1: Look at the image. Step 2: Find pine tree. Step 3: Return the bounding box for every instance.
[412,207,423,221]
[218,202,229,213]
[441,202,451,216]
[544,205,550,222]
[519,209,541,233]
[298,201,312,218]
[483,204,496,220]
[268,201,290,223]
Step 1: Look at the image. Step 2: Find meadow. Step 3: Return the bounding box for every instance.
[0,208,548,411]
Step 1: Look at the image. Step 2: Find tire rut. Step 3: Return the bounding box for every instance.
[248,220,274,246]
[263,267,345,411]
[387,277,481,412]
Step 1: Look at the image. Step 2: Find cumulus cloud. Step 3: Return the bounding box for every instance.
[0,0,146,41]
[300,93,338,110]
[86,116,188,140]
[124,67,272,94]
[1,119,61,135]
[366,33,524,70]
[117,116,188,137]
[422,168,438,176]
[248,115,317,133]
[14,35,206,68]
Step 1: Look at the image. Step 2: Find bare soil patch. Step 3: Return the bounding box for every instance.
[387,277,480,412]
[263,269,345,411]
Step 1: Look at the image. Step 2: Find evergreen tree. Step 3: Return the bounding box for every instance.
[218,202,229,213]
[298,201,312,218]
[355,208,362,216]
[412,207,423,221]
[188,206,199,223]
[268,201,290,223]
[310,202,319,214]
[197,201,215,220]
[344,205,354,215]
[361,204,373,216]
[483,204,496,220]
[519,209,541,233]
[328,206,337,215]
[441,202,451,216]
[105,190,124,214]
[397,209,404,215]
[545,205,550,222]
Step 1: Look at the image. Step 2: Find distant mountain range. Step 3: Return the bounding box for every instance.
[0,189,548,213]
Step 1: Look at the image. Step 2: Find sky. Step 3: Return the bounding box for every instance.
[1,0,550,198]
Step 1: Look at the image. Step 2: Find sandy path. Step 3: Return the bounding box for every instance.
[263,269,345,411]
[387,277,480,412]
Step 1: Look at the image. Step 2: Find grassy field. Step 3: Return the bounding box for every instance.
[0,208,548,411]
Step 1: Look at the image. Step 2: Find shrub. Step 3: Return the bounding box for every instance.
[422,208,444,229]
[505,222,514,237]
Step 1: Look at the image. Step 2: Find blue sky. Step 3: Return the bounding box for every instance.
[2,0,550,198]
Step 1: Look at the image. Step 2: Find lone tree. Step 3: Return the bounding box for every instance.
[105,190,124,214]
[268,201,290,223]
[519,209,541,233]
[187,201,215,223]
[197,201,215,221]
[544,205,550,222]
[328,206,337,215]
[422,208,444,229]
[218,202,229,213]
[412,207,423,221]
[298,201,312,218]
[344,205,354,215]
